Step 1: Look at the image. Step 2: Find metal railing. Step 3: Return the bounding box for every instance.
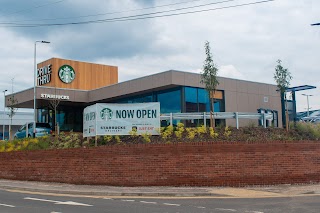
[160,112,274,129]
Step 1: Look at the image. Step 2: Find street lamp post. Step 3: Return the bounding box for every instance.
[34,41,50,137]
[302,94,313,117]
[2,89,7,140]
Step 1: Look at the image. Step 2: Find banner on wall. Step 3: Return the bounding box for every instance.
[83,102,160,137]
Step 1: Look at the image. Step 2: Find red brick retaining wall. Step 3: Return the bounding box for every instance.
[0,141,319,186]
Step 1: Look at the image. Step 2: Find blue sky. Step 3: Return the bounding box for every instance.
[0,0,319,112]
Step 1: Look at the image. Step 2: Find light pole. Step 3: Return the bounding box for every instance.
[2,89,7,140]
[302,94,313,117]
[34,41,50,137]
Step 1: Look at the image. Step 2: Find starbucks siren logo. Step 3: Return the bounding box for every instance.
[100,108,113,120]
[58,65,75,84]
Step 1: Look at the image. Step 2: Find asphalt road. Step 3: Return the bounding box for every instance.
[0,189,319,213]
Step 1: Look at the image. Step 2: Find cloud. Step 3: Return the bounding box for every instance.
[0,0,319,113]
[0,27,53,103]
[219,65,246,80]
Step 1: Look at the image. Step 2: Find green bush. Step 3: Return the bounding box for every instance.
[55,131,82,149]
[114,135,122,144]
[141,133,151,143]
[174,123,185,140]
[0,137,50,152]
[294,122,320,140]
[209,127,218,138]
[186,128,196,140]
[161,125,174,140]
[196,125,207,137]
[2,122,320,152]
[224,126,232,137]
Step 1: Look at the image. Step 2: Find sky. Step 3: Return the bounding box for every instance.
[0,0,319,113]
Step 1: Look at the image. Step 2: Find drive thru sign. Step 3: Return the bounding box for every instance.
[83,102,160,137]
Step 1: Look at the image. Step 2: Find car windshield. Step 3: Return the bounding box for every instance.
[309,111,320,117]
[36,123,51,129]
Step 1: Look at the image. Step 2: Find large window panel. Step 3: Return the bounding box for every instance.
[214,101,221,112]
[185,87,198,112]
[198,88,210,112]
[157,89,181,113]
[116,94,153,103]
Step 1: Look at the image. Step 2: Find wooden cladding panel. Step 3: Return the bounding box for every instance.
[210,91,223,100]
[37,58,118,90]
[83,62,92,90]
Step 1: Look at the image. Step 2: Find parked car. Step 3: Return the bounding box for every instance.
[311,117,320,124]
[0,132,9,140]
[300,111,320,122]
[14,122,52,139]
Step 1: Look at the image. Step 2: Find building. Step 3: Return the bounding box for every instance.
[6,58,282,132]
[0,111,33,139]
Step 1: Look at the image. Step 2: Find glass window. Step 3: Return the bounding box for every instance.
[214,101,220,112]
[19,125,26,131]
[36,123,51,128]
[198,88,210,112]
[128,95,153,103]
[157,88,181,113]
[185,87,198,112]
[117,94,153,103]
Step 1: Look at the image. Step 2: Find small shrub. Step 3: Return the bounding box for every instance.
[141,133,151,143]
[0,141,6,152]
[37,135,52,149]
[294,122,320,140]
[186,128,196,140]
[82,140,90,147]
[114,135,122,144]
[209,127,218,138]
[289,121,295,130]
[174,122,185,140]
[129,128,138,138]
[315,124,320,139]
[224,126,232,137]
[56,131,82,149]
[161,125,174,140]
[196,125,207,137]
[103,135,113,143]
[23,138,41,150]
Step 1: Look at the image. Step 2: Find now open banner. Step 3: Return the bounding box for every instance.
[83,102,160,137]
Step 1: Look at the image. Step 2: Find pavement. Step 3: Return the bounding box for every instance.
[0,179,320,198]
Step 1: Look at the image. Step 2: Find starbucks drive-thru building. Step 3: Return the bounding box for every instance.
[6,58,282,131]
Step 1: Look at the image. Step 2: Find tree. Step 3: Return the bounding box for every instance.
[201,41,219,127]
[48,88,61,137]
[273,59,292,131]
[7,95,18,140]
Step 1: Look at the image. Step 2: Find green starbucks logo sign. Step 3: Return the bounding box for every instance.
[100,108,113,120]
[58,65,75,84]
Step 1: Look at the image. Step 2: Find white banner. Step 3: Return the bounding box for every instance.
[83,102,160,137]
[83,104,97,137]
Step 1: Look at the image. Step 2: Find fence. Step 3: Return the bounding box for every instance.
[160,112,274,129]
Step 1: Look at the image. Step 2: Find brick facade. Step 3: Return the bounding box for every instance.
[0,142,319,186]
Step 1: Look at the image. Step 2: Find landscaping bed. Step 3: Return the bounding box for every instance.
[1,122,320,152]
